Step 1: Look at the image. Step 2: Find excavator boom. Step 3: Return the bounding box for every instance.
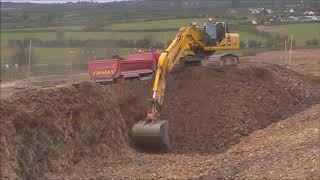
[132,21,240,151]
[132,26,203,150]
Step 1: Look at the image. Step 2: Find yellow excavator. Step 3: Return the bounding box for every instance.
[132,18,240,151]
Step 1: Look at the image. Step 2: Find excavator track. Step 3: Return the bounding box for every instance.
[202,53,239,67]
[173,53,239,71]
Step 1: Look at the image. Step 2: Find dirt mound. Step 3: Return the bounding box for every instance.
[0,82,150,179]
[1,64,319,179]
[198,104,320,179]
[52,105,319,179]
[164,64,318,154]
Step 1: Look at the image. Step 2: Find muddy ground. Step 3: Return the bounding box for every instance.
[1,63,320,179]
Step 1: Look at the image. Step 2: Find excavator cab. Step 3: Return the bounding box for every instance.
[203,21,227,45]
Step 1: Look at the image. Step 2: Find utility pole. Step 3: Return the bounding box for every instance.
[284,39,287,65]
[289,34,293,67]
[26,40,32,90]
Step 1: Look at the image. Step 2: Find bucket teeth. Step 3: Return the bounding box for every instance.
[132,120,170,151]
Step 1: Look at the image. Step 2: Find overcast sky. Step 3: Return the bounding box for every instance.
[2,0,120,3]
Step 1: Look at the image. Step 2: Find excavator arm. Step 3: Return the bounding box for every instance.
[131,20,240,151]
[132,25,207,150]
[152,26,203,109]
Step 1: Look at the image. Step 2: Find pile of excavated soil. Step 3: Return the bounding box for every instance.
[1,64,319,179]
[49,104,320,179]
[163,64,319,154]
[0,82,151,179]
[198,104,320,179]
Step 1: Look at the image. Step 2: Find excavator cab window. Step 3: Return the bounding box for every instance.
[225,23,230,33]
[216,23,225,42]
[204,23,217,40]
[204,22,226,45]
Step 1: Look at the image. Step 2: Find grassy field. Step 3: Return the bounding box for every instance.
[0,30,267,64]
[105,17,247,31]
[1,26,84,32]
[2,20,319,65]
[106,18,207,30]
[274,23,320,46]
[239,31,266,42]
[1,17,259,44]
[1,31,174,44]
[87,31,265,43]
[1,47,137,64]
[1,30,264,45]
[1,32,57,42]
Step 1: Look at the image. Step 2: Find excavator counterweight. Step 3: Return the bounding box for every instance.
[132,19,240,151]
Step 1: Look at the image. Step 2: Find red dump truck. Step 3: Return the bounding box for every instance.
[88,52,160,83]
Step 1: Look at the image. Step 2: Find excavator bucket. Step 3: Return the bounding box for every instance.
[132,120,170,151]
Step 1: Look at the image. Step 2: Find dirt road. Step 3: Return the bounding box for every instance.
[0,73,89,99]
